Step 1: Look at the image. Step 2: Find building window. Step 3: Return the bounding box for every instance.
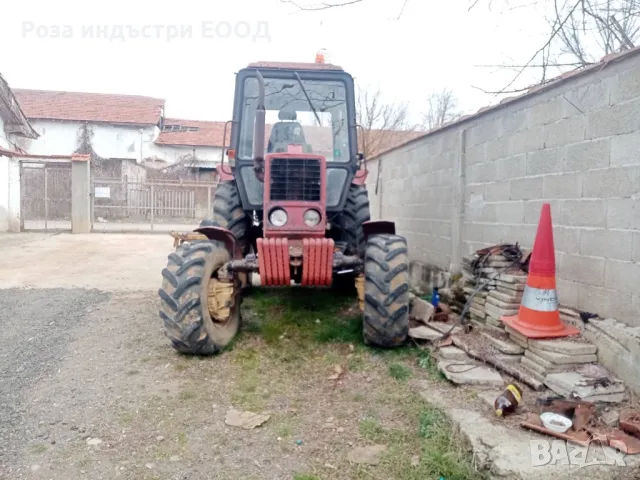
[162,124,200,132]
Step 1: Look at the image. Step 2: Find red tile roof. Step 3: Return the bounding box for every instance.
[155,118,229,147]
[12,89,165,125]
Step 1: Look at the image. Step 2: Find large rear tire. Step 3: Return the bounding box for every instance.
[362,234,410,348]
[208,181,251,255]
[336,184,370,257]
[158,240,241,355]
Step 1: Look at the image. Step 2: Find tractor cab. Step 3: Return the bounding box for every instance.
[222,59,360,214]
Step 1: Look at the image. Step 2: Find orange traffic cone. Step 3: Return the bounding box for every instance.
[501,203,580,338]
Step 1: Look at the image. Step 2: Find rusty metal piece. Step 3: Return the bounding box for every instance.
[355,274,365,312]
[207,278,235,322]
[170,231,208,249]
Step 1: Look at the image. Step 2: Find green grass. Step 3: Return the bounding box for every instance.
[232,288,487,480]
[388,362,412,380]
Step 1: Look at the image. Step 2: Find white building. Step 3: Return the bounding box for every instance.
[12,89,227,170]
[0,73,38,231]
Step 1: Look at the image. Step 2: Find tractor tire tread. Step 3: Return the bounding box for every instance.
[209,181,250,254]
[158,240,229,355]
[337,184,371,256]
[362,234,409,348]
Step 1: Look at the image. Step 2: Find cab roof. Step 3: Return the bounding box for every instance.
[246,61,344,71]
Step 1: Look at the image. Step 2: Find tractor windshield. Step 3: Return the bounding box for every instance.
[238,76,350,163]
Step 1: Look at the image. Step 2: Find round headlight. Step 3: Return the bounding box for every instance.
[269,208,288,227]
[303,209,321,227]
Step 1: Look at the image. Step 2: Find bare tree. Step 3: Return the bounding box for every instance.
[356,86,419,157]
[471,0,640,93]
[422,88,463,130]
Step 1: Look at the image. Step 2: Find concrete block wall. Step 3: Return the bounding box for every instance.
[366,51,640,328]
[0,156,21,232]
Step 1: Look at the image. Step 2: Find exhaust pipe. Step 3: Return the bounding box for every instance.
[253,70,266,182]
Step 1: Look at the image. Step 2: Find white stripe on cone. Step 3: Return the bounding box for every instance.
[520,285,558,312]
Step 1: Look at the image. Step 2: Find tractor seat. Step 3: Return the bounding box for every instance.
[267,110,312,153]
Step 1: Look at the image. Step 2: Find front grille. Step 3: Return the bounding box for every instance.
[269,158,321,201]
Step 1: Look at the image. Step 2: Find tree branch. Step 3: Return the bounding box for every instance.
[280,0,363,11]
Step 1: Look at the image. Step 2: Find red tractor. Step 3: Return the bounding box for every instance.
[158,57,410,354]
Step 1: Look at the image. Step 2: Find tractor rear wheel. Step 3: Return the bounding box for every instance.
[158,240,241,355]
[362,234,410,347]
[208,181,251,255]
[336,184,370,257]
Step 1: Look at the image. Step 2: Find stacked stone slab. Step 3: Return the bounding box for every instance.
[505,325,600,384]
[461,251,528,332]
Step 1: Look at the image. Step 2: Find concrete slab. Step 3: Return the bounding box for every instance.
[505,325,529,344]
[427,322,464,335]
[416,382,638,479]
[494,353,523,365]
[409,297,435,324]
[518,362,546,383]
[496,273,528,284]
[544,372,626,402]
[496,282,525,292]
[469,306,486,318]
[528,346,598,365]
[488,290,522,304]
[438,346,471,361]
[485,295,521,310]
[437,360,504,387]
[485,303,519,317]
[481,331,525,354]
[486,316,505,329]
[408,325,442,342]
[524,349,591,371]
[528,338,597,356]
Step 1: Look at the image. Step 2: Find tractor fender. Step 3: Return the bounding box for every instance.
[352,169,368,185]
[362,220,396,243]
[194,225,243,260]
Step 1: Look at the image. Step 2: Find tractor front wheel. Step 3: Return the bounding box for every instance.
[362,234,410,347]
[158,240,241,355]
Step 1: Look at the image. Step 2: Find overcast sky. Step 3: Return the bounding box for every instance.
[2,0,555,124]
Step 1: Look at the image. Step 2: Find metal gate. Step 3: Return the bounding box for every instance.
[91,178,217,232]
[20,161,72,231]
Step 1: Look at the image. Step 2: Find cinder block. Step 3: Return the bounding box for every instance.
[467,118,502,147]
[562,79,611,115]
[604,259,640,295]
[526,96,567,127]
[634,232,640,262]
[465,142,486,165]
[509,177,543,201]
[526,148,563,176]
[496,154,526,181]
[484,181,510,202]
[550,226,581,254]
[560,199,606,228]
[466,202,496,223]
[557,278,579,307]
[486,136,509,162]
[586,98,640,139]
[563,138,610,172]
[611,68,640,104]
[542,173,583,199]
[545,116,585,148]
[606,198,640,230]
[580,229,633,261]
[508,126,545,156]
[468,161,497,184]
[499,108,528,135]
[583,166,640,198]
[465,183,485,204]
[463,222,484,242]
[578,284,634,323]
[493,201,525,224]
[557,252,605,287]
[523,200,546,225]
[611,130,640,167]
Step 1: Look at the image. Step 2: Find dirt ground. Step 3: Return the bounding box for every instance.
[0,232,481,480]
